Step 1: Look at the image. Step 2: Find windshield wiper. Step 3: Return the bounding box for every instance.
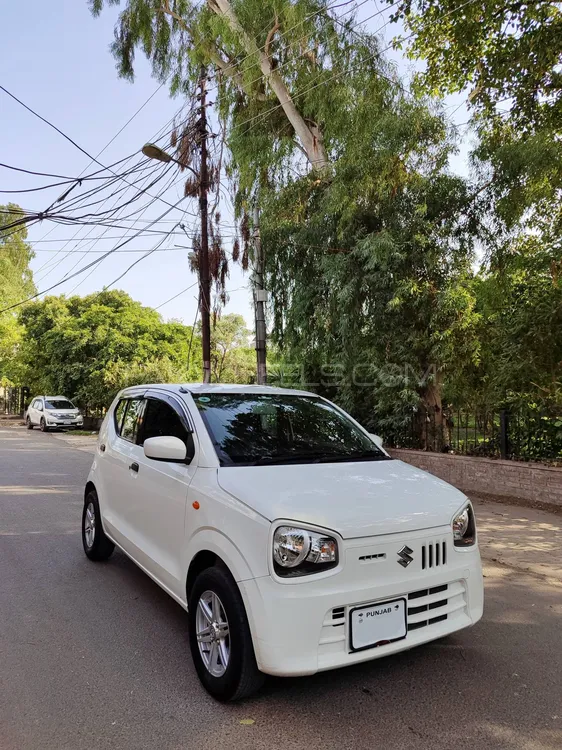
[249,451,338,466]
[314,450,392,463]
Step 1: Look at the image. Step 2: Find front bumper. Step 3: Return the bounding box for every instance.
[239,526,483,677]
[46,418,83,428]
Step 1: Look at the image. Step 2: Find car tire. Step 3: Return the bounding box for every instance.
[188,565,264,702]
[26,417,33,430]
[40,418,49,432]
[82,490,115,561]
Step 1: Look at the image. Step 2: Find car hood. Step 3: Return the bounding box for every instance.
[217,459,467,539]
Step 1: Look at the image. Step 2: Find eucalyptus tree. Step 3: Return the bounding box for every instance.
[91,0,483,431]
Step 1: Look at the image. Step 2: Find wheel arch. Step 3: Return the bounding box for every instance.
[184,529,255,600]
[84,481,96,502]
[186,550,219,601]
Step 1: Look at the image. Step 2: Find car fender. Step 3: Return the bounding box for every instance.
[183,527,258,584]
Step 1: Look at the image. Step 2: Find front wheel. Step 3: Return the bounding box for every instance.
[188,566,264,701]
[82,490,114,561]
[40,418,48,432]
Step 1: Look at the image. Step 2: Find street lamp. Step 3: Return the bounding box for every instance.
[142,143,175,164]
[142,143,199,179]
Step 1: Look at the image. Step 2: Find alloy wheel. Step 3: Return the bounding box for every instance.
[195,590,230,677]
[83,502,96,549]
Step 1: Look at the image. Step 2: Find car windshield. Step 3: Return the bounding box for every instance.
[45,399,75,410]
[194,393,390,466]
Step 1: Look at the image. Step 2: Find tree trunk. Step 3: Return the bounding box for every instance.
[418,370,444,450]
[208,0,329,170]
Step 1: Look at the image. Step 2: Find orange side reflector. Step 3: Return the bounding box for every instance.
[192,501,200,510]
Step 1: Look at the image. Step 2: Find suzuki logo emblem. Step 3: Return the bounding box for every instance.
[397,545,414,568]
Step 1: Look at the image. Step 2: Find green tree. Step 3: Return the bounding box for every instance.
[387,0,562,228]
[89,0,398,178]
[389,0,561,133]
[91,1,483,433]
[471,237,562,408]
[210,313,254,382]
[262,156,482,436]
[0,205,36,381]
[17,290,202,408]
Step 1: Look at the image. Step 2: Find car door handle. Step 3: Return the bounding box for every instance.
[99,444,106,452]
[129,462,139,473]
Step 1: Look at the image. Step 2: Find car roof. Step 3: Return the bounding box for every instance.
[120,383,317,398]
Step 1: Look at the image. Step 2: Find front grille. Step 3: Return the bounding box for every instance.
[331,606,345,625]
[422,541,447,569]
[406,582,468,632]
[318,580,467,664]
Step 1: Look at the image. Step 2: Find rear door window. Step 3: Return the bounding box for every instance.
[120,398,145,443]
[114,399,128,435]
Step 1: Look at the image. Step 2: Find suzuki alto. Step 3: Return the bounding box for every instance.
[82,384,483,700]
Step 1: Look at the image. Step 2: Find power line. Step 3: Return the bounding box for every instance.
[0,195,189,314]
[31,100,199,280]
[53,167,181,288]
[154,281,199,310]
[0,83,191,213]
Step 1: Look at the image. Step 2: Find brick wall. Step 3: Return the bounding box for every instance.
[389,449,562,509]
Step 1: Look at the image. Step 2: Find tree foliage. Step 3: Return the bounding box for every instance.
[390,0,561,131]
[0,205,36,381]
[388,0,562,229]
[262,124,482,431]
[89,0,560,431]
[454,235,562,408]
[17,291,202,408]
[89,0,394,179]
[210,312,254,382]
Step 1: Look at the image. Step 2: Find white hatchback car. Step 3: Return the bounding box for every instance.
[26,395,84,431]
[83,384,483,701]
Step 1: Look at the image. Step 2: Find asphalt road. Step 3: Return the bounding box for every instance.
[1,426,561,750]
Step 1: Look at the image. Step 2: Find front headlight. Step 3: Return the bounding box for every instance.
[273,526,338,577]
[452,503,476,547]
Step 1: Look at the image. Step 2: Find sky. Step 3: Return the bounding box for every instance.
[1,0,473,329]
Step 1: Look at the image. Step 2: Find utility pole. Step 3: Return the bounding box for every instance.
[253,204,267,385]
[198,66,212,384]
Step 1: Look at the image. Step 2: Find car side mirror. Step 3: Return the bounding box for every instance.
[144,436,188,463]
[370,433,383,449]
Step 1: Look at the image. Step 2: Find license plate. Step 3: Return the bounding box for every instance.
[350,598,407,652]
[63,420,72,425]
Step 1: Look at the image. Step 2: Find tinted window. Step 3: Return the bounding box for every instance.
[45,399,74,410]
[194,394,390,466]
[114,400,128,435]
[121,398,144,443]
[141,398,192,452]
[32,399,41,409]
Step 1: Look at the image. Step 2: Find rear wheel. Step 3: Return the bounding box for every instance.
[82,490,114,561]
[188,565,264,701]
[26,416,33,430]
